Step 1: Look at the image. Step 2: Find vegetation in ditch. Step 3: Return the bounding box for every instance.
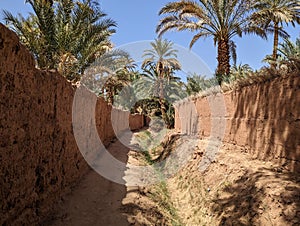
[133,125,183,226]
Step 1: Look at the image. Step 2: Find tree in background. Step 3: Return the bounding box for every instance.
[231,63,253,76]
[251,0,300,64]
[141,38,182,126]
[278,36,300,71]
[142,38,181,75]
[3,0,116,82]
[135,64,185,128]
[185,73,218,95]
[157,0,267,84]
[82,49,138,103]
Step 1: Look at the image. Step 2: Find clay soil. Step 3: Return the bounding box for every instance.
[169,139,300,225]
[45,131,300,226]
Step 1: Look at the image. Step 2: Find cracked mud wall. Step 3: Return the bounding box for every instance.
[0,24,145,225]
[175,75,300,172]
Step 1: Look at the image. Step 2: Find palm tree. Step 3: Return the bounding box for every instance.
[279,37,300,59]
[185,73,217,95]
[142,38,181,75]
[157,0,267,84]
[230,63,253,81]
[278,37,300,71]
[82,49,137,103]
[3,0,116,82]
[141,38,181,124]
[135,64,185,128]
[231,63,253,74]
[251,0,300,62]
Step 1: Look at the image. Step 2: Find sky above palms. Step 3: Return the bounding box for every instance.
[1,0,299,74]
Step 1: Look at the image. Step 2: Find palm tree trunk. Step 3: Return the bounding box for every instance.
[158,63,167,126]
[159,77,167,126]
[217,38,230,85]
[272,22,279,65]
[159,98,167,123]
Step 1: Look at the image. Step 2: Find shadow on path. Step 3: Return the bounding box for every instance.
[46,133,133,226]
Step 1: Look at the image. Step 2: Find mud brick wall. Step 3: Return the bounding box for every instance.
[0,24,145,225]
[129,114,146,131]
[175,75,300,172]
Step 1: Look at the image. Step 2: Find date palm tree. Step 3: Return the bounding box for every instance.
[157,0,267,84]
[278,37,300,71]
[251,0,300,62]
[279,37,300,59]
[3,0,116,82]
[135,64,185,128]
[82,49,137,103]
[185,73,218,95]
[142,38,181,124]
[142,38,181,76]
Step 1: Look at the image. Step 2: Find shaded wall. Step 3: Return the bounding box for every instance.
[0,24,144,225]
[175,75,300,172]
[129,113,146,131]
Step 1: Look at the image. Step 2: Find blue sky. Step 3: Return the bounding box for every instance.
[1,0,299,75]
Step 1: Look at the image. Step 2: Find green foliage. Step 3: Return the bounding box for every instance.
[3,0,116,82]
[112,39,185,127]
[251,0,300,60]
[138,39,185,128]
[134,129,183,225]
[262,37,300,72]
[221,58,299,91]
[278,37,300,71]
[149,180,183,226]
[157,0,267,81]
[136,64,186,128]
[185,73,218,95]
[230,63,253,79]
[83,49,138,103]
[139,65,186,101]
[142,38,181,73]
[220,37,300,91]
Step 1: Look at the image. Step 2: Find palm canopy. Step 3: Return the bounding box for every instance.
[251,0,300,60]
[142,38,181,77]
[3,0,116,82]
[279,37,300,59]
[82,49,137,102]
[278,37,300,71]
[141,39,183,127]
[185,73,218,95]
[138,64,183,99]
[135,64,186,127]
[157,0,267,83]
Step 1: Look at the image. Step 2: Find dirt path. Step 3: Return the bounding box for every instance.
[45,129,170,226]
[47,132,134,226]
[45,130,300,226]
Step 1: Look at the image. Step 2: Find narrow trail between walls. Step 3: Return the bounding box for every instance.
[45,130,170,226]
[43,128,300,226]
[45,131,132,226]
